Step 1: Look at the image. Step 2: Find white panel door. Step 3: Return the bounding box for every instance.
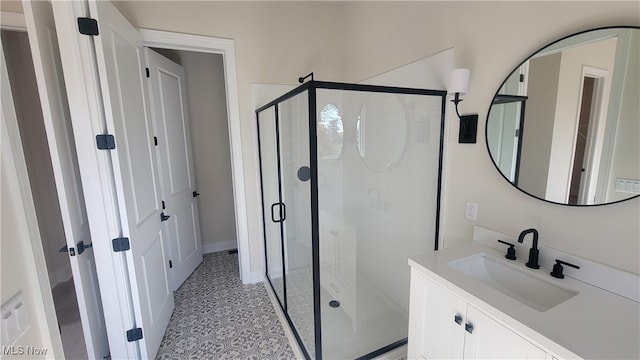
[88,1,174,358]
[21,1,109,358]
[145,48,203,291]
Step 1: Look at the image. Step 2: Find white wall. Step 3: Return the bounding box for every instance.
[113,1,347,272]
[113,1,640,276]
[607,30,640,202]
[339,1,639,275]
[2,30,71,287]
[1,146,51,359]
[1,37,56,358]
[519,53,561,199]
[180,51,238,252]
[545,37,617,203]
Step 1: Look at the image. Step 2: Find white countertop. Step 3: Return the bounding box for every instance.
[409,242,640,360]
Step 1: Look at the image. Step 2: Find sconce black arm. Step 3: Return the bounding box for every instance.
[451,92,478,143]
[451,92,463,118]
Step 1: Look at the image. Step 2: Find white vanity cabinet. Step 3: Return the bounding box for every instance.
[408,268,547,360]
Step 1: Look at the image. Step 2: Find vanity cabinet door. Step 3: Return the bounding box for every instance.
[408,269,467,359]
[408,269,547,360]
[463,305,546,360]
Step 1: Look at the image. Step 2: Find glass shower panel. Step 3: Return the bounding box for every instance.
[278,92,316,357]
[487,99,525,183]
[317,89,443,359]
[257,106,285,307]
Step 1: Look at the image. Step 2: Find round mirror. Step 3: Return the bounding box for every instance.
[356,94,407,172]
[486,26,639,206]
[318,104,344,160]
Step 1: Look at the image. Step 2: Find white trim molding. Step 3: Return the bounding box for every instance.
[0,11,26,31]
[202,240,237,254]
[263,275,305,359]
[139,29,252,285]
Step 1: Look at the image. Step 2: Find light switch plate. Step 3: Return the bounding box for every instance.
[615,178,640,194]
[0,292,27,346]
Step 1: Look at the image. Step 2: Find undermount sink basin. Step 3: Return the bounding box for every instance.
[448,254,579,311]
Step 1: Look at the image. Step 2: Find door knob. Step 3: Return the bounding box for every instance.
[160,212,171,222]
[454,315,463,325]
[77,241,93,255]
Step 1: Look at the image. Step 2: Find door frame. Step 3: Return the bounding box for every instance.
[568,66,610,205]
[140,29,253,283]
[1,18,65,358]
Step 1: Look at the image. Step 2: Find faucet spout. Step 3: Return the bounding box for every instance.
[517,228,538,248]
[517,228,540,269]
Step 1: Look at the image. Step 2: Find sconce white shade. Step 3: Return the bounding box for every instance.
[449,68,470,95]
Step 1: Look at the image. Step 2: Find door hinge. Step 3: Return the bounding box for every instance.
[112,237,130,252]
[515,129,521,137]
[169,260,173,269]
[146,67,150,78]
[96,134,116,150]
[154,136,158,146]
[69,247,76,257]
[77,17,99,36]
[126,328,143,342]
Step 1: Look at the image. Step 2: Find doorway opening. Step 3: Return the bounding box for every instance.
[141,29,251,285]
[148,47,238,260]
[2,29,88,360]
[568,71,606,205]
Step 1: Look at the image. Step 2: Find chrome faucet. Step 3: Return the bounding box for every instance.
[517,228,540,269]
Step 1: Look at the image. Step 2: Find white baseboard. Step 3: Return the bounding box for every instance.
[202,240,237,254]
[263,275,306,359]
[373,344,407,360]
[242,270,264,284]
[202,240,262,284]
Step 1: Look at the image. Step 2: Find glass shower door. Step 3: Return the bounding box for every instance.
[278,93,316,358]
[257,90,317,359]
[257,106,285,307]
[258,81,446,360]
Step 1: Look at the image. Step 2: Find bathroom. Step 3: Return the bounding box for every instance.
[1,1,638,359]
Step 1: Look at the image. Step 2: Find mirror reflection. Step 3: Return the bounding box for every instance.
[318,104,344,160]
[487,27,639,205]
[357,94,407,172]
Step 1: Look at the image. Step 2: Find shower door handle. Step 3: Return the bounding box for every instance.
[270,202,286,223]
[270,203,278,222]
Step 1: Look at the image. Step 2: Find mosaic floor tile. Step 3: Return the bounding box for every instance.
[156,252,295,360]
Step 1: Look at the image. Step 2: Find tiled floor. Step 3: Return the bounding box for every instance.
[155,251,295,360]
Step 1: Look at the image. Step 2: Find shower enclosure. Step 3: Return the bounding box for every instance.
[257,81,446,359]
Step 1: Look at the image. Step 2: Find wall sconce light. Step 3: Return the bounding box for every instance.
[449,68,478,144]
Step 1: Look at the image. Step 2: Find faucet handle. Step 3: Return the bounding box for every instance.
[550,259,580,279]
[497,240,516,260]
